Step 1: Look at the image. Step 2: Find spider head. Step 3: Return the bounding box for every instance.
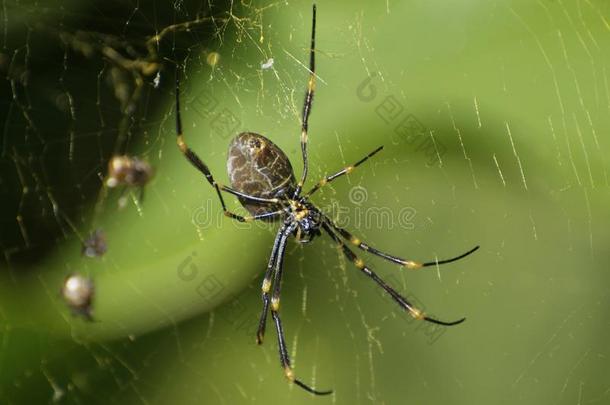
[290,200,322,243]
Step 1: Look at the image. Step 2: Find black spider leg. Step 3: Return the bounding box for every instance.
[269,222,333,395]
[322,222,466,327]
[323,214,479,270]
[304,145,384,198]
[293,4,317,198]
[256,222,288,345]
[175,75,283,223]
[117,186,146,209]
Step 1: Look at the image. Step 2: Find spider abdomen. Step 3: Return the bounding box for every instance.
[227,132,296,215]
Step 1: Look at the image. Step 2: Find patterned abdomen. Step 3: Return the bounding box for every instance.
[227,132,296,216]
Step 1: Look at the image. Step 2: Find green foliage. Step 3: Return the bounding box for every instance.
[1,1,609,404]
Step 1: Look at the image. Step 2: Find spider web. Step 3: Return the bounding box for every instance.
[1,1,610,404]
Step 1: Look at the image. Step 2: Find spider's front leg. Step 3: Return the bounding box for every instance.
[174,75,283,223]
[305,145,384,198]
[293,4,317,198]
[256,224,287,345]
[260,222,332,395]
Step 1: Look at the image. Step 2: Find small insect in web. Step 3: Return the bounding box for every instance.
[175,5,479,396]
[82,228,107,258]
[105,155,154,208]
[61,273,95,321]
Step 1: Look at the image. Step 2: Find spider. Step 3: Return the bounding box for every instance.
[106,155,154,207]
[175,5,479,396]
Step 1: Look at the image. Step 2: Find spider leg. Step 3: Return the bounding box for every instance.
[293,4,317,198]
[175,75,282,223]
[271,312,333,395]
[268,223,333,395]
[322,222,466,326]
[137,186,146,206]
[226,209,284,223]
[116,187,127,209]
[304,145,383,197]
[256,224,288,345]
[324,214,479,269]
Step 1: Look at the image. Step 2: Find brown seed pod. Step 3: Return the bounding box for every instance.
[226,132,296,216]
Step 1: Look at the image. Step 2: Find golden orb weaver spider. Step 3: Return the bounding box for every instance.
[175,4,479,396]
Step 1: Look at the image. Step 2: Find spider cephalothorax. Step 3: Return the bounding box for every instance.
[175,4,479,396]
[288,200,322,243]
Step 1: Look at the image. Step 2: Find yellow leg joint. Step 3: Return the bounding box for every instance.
[354,258,365,269]
[176,134,187,152]
[284,366,295,382]
[262,279,272,293]
[404,260,423,270]
[410,308,425,320]
[271,297,280,311]
[308,76,316,91]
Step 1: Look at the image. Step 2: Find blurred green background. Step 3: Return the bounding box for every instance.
[1,1,609,404]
